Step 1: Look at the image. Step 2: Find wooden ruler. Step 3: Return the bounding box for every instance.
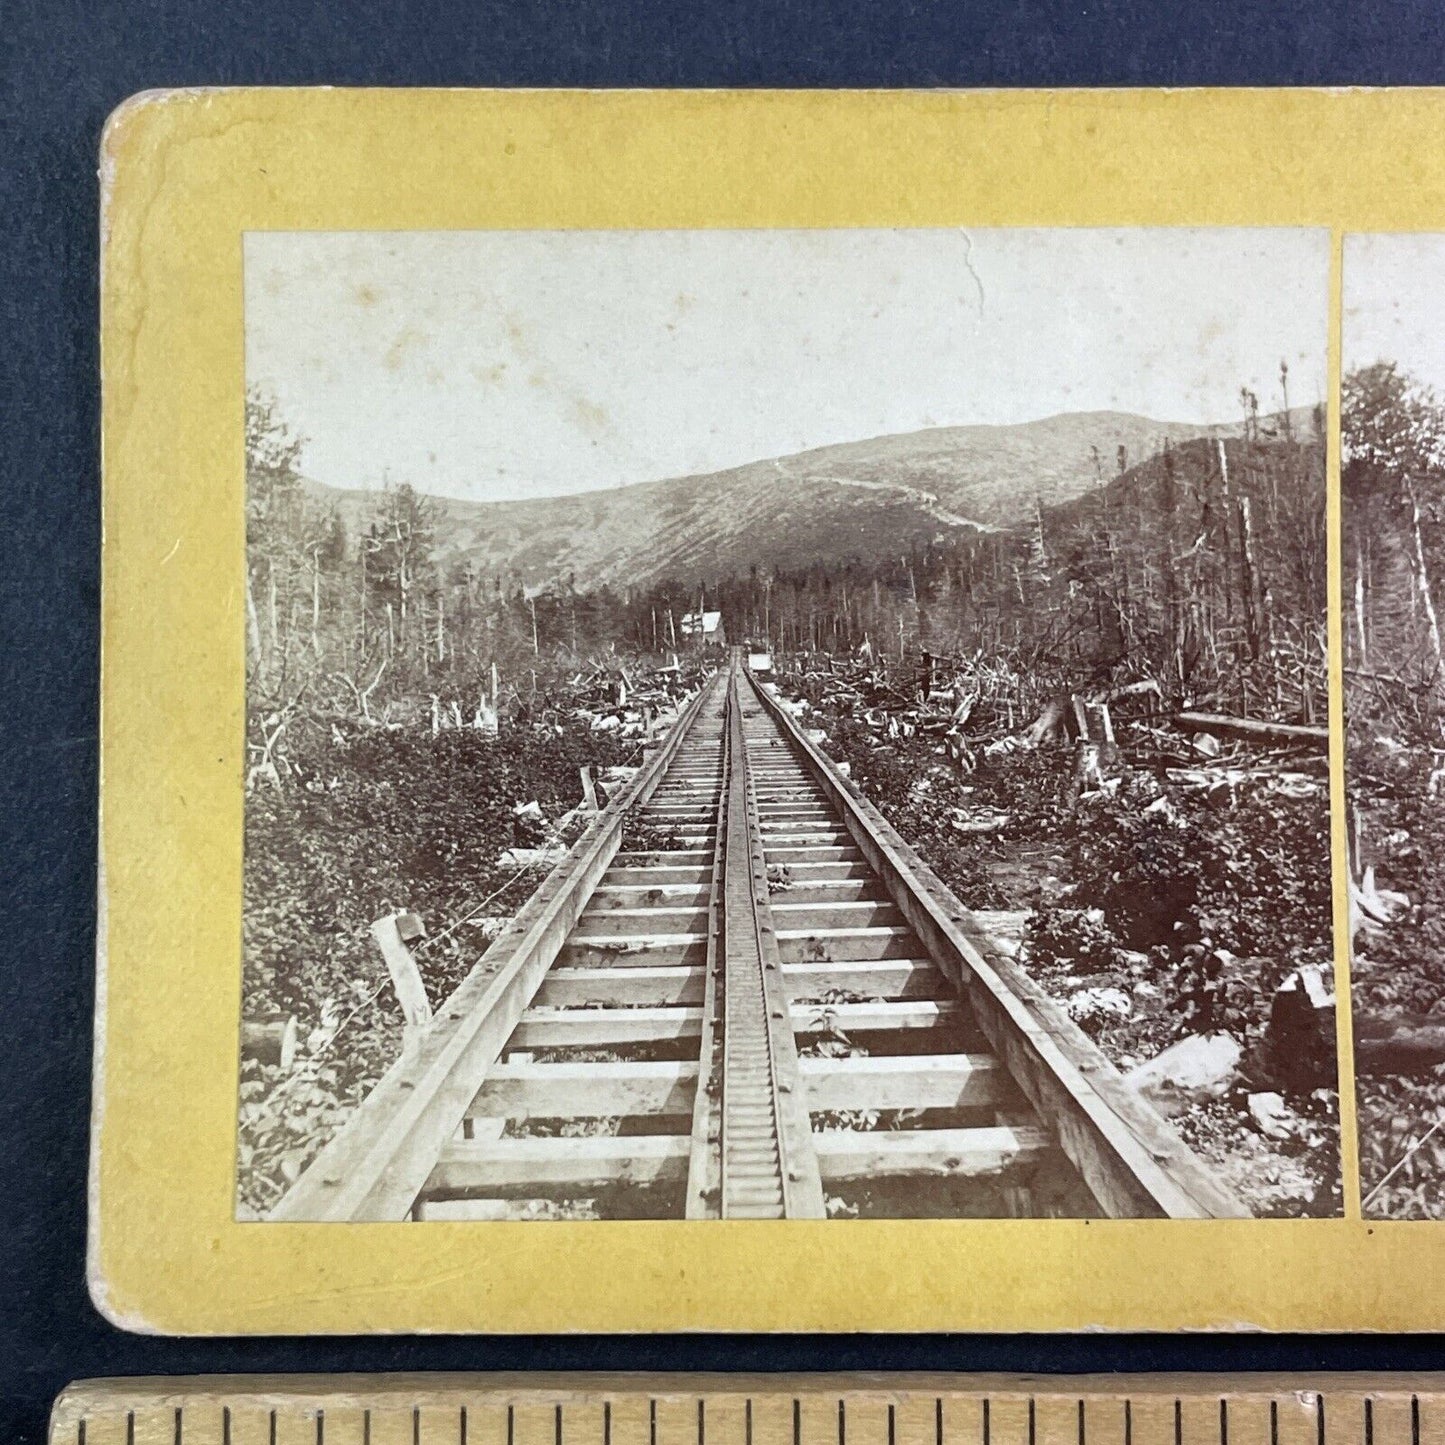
[50,1376,1445,1445]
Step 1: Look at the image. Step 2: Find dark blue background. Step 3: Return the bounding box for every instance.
[5,2,1444,1442]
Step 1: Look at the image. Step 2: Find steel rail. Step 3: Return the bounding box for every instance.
[270,672,724,1222]
[744,667,1251,1220]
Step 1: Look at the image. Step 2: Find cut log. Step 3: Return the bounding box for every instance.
[1261,965,1336,1090]
[1174,711,1328,749]
[1355,1013,1445,1075]
[241,1014,299,1070]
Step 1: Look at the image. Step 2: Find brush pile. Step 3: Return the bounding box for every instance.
[773,648,1341,1217]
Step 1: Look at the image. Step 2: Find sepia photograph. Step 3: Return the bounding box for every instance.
[1344,233,1445,1219]
[239,227,1339,1223]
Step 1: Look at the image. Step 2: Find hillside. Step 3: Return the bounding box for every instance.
[308,409,1311,591]
[803,428,1327,706]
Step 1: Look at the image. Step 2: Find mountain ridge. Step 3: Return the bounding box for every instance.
[304,406,1318,590]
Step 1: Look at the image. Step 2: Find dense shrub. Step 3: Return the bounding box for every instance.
[237,716,629,1216]
[1349,739,1445,1213]
[1066,778,1333,965]
[1350,738,1445,1017]
[1358,1076,1445,1219]
[1024,906,1122,973]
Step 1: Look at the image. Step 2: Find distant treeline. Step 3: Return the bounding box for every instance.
[247,388,1325,728]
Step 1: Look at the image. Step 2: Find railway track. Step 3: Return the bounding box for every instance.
[273,652,1248,1222]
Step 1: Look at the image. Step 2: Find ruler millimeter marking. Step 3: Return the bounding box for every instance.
[49,1377,1445,1445]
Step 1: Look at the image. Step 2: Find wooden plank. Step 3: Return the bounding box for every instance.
[762,846,865,862]
[698,1398,749,1445]
[605,1398,652,1445]
[1176,1397,1224,1445]
[559,934,708,968]
[652,1399,698,1445]
[792,1000,961,1033]
[589,883,711,906]
[782,958,941,1000]
[795,1396,838,1445]
[984,1397,1031,1445]
[766,859,873,878]
[371,912,433,1030]
[511,1005,703,1049]
[1125,1399,1176,1445]
[838,1398,891,1445]
[536,965,704,1009]
[579,766,600,811]
[239,1014,299,1069]
[427,1133,691,1196]
[270,674,721,1221]
[814,1125,1053,1180]
[764,878,884,904]
[729,663,827,1219]
[1034,1395,1084,1445]
[612,849,714,863]
[604,867,712,886]
[511,1404,559,1445]
[470,1060,697,1119]
[1224,1397,1274,1445]
[366,1409,417,1445]
[560,1404,608,1445]
[777,925,917,963]
[684,679,731,1221]
[1083,1399,1130,1445]
[768,900,902,930]
[576,906,712,935]
[1370,1397,1423,1445]
[798,1053,1003,1111]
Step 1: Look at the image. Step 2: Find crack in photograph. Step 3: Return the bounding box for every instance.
[238,227,1341,1222]
[1344,232,1445,1220]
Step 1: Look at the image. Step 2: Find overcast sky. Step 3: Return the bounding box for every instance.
[1346,234,1445,394]
[245,228,1328,502]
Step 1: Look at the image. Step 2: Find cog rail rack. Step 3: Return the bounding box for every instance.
[273,651,1247,1222]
